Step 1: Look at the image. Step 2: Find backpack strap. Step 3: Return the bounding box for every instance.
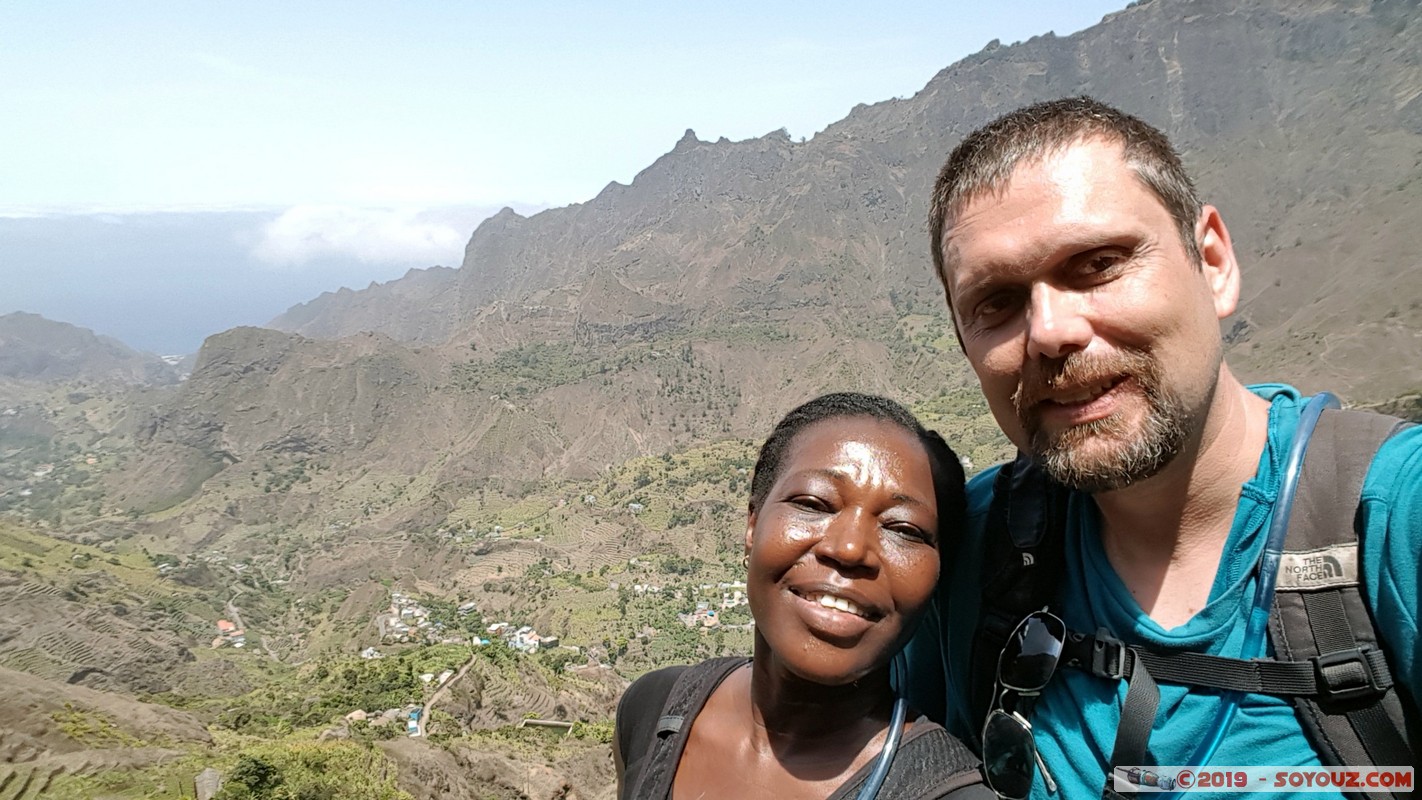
[624,662,984,800]
[619,657,746,799]
[975,407,1417,793]
[968,453,1072,741]
[616,664,686,781]
[833,720,985,800]
[1267,409,1416,786]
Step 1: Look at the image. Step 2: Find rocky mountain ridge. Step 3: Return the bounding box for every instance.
[268,0,1422,409]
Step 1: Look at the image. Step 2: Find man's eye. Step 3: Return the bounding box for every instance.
[971,291,1021,326]
[1078,251,1127,278]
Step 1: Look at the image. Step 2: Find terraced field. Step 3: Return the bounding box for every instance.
[0,764,64,800]
[459,541,541,584]
[572,522,635,571]
[458,658,623,730]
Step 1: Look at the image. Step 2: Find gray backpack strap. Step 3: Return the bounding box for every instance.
[834,723,984,800]
[1269,409,1415,791]
[622,657,746,800]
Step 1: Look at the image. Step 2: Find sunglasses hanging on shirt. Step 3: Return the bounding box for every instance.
[981,610,1065,799]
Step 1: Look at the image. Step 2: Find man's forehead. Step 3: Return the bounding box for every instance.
[953,138,1133,218]
[941,140,1144,264]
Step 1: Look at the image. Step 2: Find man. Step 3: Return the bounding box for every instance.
[904,97,1419,798]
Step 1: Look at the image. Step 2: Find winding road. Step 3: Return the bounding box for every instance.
[416,648,480,737]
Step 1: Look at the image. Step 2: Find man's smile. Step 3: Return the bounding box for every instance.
[1041,376,1126,406]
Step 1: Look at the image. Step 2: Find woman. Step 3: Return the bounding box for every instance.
[615,392,990,799]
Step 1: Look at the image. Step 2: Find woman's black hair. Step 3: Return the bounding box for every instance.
[747,392,967,547]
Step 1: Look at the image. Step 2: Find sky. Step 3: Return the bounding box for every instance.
[0,1,1129,354]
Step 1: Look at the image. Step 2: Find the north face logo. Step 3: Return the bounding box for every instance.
[1278,546,1357,589]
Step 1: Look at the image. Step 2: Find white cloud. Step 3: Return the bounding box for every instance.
[252,205,469,267]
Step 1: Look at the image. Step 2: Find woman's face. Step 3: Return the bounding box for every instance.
[745,416,941,686]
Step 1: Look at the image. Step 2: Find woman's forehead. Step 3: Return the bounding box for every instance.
[780,417,932,482]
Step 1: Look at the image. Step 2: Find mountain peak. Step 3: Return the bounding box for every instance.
[673,128,701,152]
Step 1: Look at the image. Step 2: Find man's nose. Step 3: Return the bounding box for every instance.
[1026,283,1092,360]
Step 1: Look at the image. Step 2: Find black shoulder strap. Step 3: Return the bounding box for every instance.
[833,721,986,800]
[973,408,1418,794]
[969,454,1072,741]
[1268,409,1416,786]
[621,657,746,800]
[616,663,687,782]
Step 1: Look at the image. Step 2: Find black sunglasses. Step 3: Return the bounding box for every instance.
[981,610,1065,799]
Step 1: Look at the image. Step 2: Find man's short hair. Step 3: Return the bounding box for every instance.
[928,96,1203,300]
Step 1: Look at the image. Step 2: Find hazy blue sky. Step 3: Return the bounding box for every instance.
[1,1,1128,353]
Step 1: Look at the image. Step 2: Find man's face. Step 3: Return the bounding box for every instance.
[939,139,1235,492]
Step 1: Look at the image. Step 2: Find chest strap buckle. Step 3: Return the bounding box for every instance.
[1092,628,1128,680]
[1311,647,1384,705]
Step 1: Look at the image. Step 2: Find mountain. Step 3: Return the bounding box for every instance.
[61,0,1412,674]
[268,0,1422,403]
[0,312,179,387]
[6,1,1422,794]
[102,0,1417,568]
[49,0,1422,667]
[268,266,461,342]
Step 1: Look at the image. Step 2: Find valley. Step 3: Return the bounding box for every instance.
[2,0,1420,797]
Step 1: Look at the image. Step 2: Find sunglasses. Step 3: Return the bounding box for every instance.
[981,610,1065,799]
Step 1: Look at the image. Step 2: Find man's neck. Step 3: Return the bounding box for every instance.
[1094,371,1272,629]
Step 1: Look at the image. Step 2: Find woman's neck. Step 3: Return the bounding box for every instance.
[747,647,896,757]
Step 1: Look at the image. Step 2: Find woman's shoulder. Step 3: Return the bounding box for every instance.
[616,658,749,752]
[619,665,690,716]
[616,657,750,800]
[618,657,748,720]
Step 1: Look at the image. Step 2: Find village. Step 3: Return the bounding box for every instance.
[351,589,574,738]
[201,571,752,741]
[375,589,465,645]
[374,589,564,652]
[641,579,750,629]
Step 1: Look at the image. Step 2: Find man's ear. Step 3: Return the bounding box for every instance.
[744,511,757,558]
[1196,204,1241,319]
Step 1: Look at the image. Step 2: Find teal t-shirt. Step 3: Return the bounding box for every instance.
[904,385,1421,798]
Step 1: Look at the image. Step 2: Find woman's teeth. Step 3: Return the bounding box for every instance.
[809,592,867,618]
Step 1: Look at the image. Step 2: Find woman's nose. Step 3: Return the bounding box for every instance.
[814,509,878,571]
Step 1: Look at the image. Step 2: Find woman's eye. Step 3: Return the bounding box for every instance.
[789,496,829,512]
[885,522,933,545]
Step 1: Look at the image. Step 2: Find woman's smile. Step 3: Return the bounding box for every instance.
[746,415,940,686]
[787,587,878,643]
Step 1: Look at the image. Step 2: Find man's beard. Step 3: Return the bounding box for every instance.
[1013,349,1193,493]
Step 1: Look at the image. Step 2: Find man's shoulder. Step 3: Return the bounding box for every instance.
[1366,415,1422,496]
[965,464,1003,520]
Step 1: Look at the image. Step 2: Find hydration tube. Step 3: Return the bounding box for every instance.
[856,653,909,800]
[1167,392,1341,786]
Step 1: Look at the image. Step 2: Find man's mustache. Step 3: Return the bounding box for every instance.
[1011,350,1156,423]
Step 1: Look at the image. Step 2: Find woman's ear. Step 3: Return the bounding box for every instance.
[744,511,757,557]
